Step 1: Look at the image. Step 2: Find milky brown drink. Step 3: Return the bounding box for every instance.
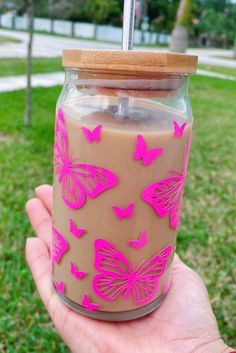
[52,98,192,319]
[51,48,197,321]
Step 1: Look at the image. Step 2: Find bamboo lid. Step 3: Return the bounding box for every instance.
[62,49,198,75]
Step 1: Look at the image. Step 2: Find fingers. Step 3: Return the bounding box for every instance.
[35,184,53,215]
[25,238,69,328]
[25,238,95,352]
[26,197,51,249]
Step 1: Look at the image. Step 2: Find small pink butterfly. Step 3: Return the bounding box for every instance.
[81,125,102,142]
[54,109,118,209]
[82,293,100,311]
[128,230,148,250]
[54,279,65,294]
[142,128,192,229]
[134,135,164,166]
[51,225,69,264]
[112,202,134,219]
[93,238,172,305]
[69,218,87,238]
[163,280,171,294]
[173,121,187,137]
[70,261,87,280]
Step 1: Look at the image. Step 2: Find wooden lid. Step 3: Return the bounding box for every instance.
[62,49,198,75]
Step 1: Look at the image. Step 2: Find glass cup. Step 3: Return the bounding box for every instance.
[51,49,198,321]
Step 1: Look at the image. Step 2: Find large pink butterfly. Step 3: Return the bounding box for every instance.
[54,108,119,209]
[134,135,164,166]
[93,238,172,305]
[142,128,192,229]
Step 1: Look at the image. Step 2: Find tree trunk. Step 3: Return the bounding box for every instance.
[233,33,236,59]
[24,0,34,127]
[170,24,188,53]
[170,0,190,53]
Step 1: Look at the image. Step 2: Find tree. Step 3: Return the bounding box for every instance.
[83,0,121,38]
[24,0,34,127]
[234,34,236,58]
[170,0,192,53]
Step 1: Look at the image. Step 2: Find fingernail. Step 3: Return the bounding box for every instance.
[26,237,34,243]
[35,186,40,192]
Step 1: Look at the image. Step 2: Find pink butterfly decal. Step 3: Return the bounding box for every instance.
[173,121,187,137]
[93,238,172,305]
[51,225,69,264]
[69,218,87,238]
[54,108,118,209]
[142,128,192,229]
[134,135,164,166]
[163,280,171,294]
[112,202,134,219]
[128,230,148,250]
[82,293,100,311]
[70,261,87,280]
[81,124,102,143]
[54,279,65,294]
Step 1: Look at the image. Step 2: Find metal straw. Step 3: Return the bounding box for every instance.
[118,0,135,118]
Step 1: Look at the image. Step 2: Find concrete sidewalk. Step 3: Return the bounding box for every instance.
[0,69,235,93]
[0,72,64,92]
[1,29,236,68]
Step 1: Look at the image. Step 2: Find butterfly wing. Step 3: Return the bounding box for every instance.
[54,279,65,294]
[173,121,187,137]
[54,108,69,177]
[143,147,164,166]
[93,125,102,142]
[142,176,183,218]
[124,203,134,218]
[132,244,172,304]
[70,261,87,279]
[72,163,119,197]
[112,206,124,219]
[134,135,146,161]
[81,127,93,142]
[128,230,147,249]
[93,239,131,301]
[82,293,100,311]
[170,181,184,229]
[51,225,68,264]
[69,218,86,237]
[60,161,118,210]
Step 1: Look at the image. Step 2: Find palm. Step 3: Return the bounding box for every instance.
[26,185,228,353]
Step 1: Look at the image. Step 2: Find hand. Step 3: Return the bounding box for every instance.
[25,185,234,353]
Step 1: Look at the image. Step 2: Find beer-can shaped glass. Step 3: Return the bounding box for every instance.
[52,49,198,321]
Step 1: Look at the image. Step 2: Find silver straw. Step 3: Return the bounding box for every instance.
[118,0,135,118]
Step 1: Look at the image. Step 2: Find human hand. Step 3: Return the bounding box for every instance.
[25,185,234,353]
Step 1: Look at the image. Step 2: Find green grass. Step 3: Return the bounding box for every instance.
[0,57,62,77]
[215,55,236,61]
[0,76,235,351]
[198,64,236,77]
[0,34,21,43]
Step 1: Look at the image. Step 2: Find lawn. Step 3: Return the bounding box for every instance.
[0,75,235,352]
[0,34,21,43]
[0,57,62,77]
[198,64,236,77]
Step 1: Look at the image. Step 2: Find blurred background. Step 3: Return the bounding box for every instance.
[0,0,235,352]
